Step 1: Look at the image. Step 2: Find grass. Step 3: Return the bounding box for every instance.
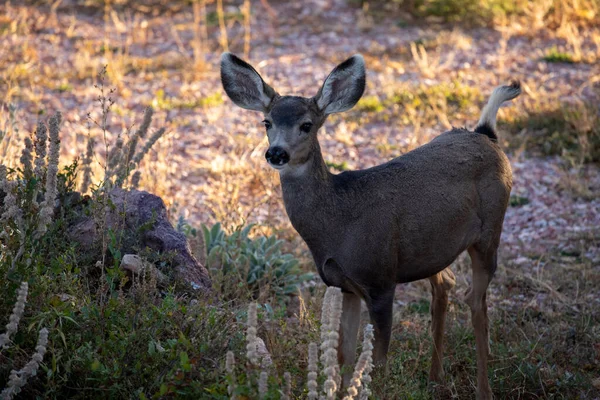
[372,251,600,399]
[509,194,530,207]
[542,47,578,63]
[152,89,224,111]
[504,102,600,163]
[355,95,385,113]
[352,0,600,29]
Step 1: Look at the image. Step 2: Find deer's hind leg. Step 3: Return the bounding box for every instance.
[428,267,456,383]
[465,246,497,400]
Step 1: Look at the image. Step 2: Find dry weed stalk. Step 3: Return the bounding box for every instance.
[80,135,95,193]
[216,0,229,52]
[410,42,454,80]
[242,0,251,59]
[0,105,20,165]
[33,121,48,186]
[192,0,208,69]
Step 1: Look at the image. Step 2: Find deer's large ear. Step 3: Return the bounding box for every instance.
[313,54,366,115]
[220,53,277,112]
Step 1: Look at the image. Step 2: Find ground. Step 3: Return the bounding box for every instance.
[1,0,599,398]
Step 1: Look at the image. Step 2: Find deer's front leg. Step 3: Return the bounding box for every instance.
[367,287,395,366]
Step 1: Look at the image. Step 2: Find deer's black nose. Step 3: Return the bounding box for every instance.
[265,146,290,166]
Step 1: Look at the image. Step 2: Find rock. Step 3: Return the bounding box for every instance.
[255,337,273,368]
[68,188,211,292]
[120,254,168,286]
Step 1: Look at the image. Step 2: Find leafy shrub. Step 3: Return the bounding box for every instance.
[204,223,314,303]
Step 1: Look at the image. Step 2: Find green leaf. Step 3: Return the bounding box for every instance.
[180,351,191,372]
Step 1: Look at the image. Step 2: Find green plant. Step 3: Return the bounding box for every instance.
[542,47,578,63]
[355,95,385,113]
[326,160,350,171]
[204,223,314,302]
[509,194,530,207]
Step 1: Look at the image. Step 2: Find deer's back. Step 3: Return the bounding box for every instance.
[330,129,512,287]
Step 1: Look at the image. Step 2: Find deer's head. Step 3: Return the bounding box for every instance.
[220,53,365,175]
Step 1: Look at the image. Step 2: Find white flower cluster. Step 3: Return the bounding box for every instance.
[319,287,343,400]
[343,324,374,400]
[0,167,25,245]
[0,328,49,400]
[33,122,48,185]
[19,137,33,177]
[225,350,236,399]
[37,112,62,237]
[246,302,260,366]
[258,371,268,399]
[282,371,292,400]
[307,342,319,400]
[0,282,28,349]
[0,283,49,400]
[305,287,375,400]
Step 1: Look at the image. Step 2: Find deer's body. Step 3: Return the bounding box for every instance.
[282,130,511,292]
[220,53,520,399]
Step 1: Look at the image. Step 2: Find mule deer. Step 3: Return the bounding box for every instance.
[221,53,521,399]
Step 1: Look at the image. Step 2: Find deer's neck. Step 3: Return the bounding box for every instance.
[279,145,336,262]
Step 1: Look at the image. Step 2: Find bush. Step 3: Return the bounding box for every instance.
[204,223,315,303]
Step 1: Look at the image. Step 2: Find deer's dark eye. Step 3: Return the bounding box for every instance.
[262,120,272,130]
[300,122,313,133]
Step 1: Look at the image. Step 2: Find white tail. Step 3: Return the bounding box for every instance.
[475,81,521,140]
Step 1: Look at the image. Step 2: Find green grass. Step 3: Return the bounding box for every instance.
[373,290,600,399]
[394,81,481,110]
[356,95,385,113]
[56,82,73,93]
[153,89,224,110]
[325,160,350,171]
[347,81,483,129]
[509,195,530,207]
[542,47,578,63]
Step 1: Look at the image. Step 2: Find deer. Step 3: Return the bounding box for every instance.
[220,52,521,399]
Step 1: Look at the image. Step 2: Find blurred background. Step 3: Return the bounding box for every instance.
[1,0,598,240]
